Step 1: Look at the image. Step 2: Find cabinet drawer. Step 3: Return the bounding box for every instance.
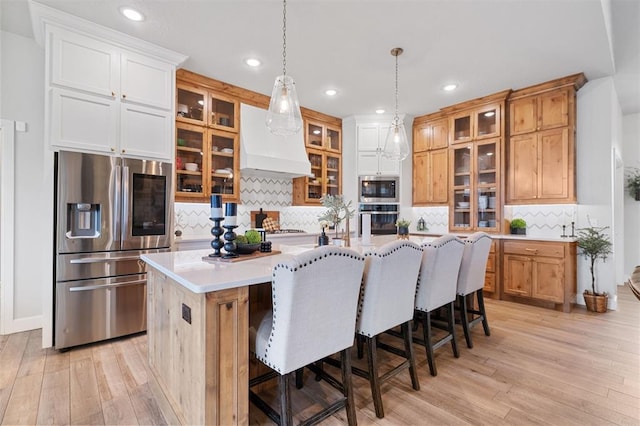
[503,241,564,258]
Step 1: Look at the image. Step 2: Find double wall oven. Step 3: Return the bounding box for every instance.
[358,175,399,235]
[54,151,172,350]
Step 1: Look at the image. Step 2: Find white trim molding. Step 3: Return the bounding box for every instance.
[1,120,16,335]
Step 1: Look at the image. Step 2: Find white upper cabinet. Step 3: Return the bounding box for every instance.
[356,123,400,175]
[43,19,186,160]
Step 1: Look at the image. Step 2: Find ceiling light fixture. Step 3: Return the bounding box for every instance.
[443,83,457,91]
[325,89,337,96]
[376,109,385,114]
[245,58,261,67]
[266,0,302,136]
[120,7,144,22]
[382,47,409,162]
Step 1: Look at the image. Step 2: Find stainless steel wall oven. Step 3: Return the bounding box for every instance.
[358,203,399,235]
[54,151,172,349]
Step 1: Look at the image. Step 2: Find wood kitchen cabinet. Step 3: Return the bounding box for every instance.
[506,74,586,204]
[412,113,448,206]
[450,103,502,144]
[293,119,342,206]
[483,240,498,295]
[502,240,576,312]
[175,73,241,203]
[413,149,448,205]
[47,25,183,161]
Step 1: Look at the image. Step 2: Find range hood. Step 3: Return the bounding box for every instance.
[240,103,311,179]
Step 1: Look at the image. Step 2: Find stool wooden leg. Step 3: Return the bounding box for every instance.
[341,348,358,426]
[422,310,437,376]
[477,290,491,336]
[402,321,420,390]
[459,294,473,349]
[366,335,384,418]
[448,301,459,358]
[278,373,293,426]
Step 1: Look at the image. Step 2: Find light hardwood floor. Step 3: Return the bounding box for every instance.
[1,285,638,425]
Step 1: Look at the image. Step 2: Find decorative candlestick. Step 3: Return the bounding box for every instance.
[223,202,239,258]
[560,225,567,238]
[222,225,239,258]
[209,195,224,257]
[570,221,576,238]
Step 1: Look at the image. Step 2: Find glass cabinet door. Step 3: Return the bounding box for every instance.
[176,123,205,197]
[451,145,472,229]
[325,153,341,197]
[176,85,206,126]
[208,93,238,132]
[475,139,498,230]
[306,122,324,149]
[305,150,324,201]
[326,126,341,152]
[451,113,472,144]
[475,104,501,139]
[209,130,238,201]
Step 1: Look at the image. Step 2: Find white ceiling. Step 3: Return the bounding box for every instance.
[2,0,639,118]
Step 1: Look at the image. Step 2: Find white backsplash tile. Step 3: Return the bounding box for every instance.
[407,206,449,234]
[505,204,578,238]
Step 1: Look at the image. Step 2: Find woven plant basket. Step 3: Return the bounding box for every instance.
[583,292,608,313]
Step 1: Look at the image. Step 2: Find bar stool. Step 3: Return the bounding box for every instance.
[353,240,423,418]
[413,234,465,376]
[250,246,365,426]
[456,232,493,349]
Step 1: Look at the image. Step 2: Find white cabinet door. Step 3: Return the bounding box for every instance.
[50,88,118,153]
[120,103,173,160]
[121,52,174,110]
[357,125,380,151]
[358,152,380,175]
[50,27,119,98]
[378,155,400,175]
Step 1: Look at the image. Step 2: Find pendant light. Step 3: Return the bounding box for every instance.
[382,47,409,161]
[266,0,302,136]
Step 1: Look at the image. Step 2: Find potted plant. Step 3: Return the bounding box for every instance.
[318,194,355,246]
[576,225,613,313]
[395,219,411,239]
[510,218,527,235]
[625,167,640,201]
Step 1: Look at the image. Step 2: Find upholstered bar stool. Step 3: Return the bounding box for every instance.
[413,234,465,376]
[250,246,365,426]
[456,232,493,349]
[353,240,423,418]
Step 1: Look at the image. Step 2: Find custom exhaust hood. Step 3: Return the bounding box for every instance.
[240,103,311,179]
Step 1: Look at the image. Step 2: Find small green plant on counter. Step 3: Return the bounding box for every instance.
[395,219,411,228]
[510,218,526,229]
[577,225,612,295]
[245,229,262,244]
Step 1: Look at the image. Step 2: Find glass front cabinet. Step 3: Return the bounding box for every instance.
[175,79,240,203]
[450,138,500,232]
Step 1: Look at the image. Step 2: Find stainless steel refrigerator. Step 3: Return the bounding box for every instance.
[54,151,172,349]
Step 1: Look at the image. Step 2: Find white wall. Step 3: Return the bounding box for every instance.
[576,76,621,308]
[623,112,640,274]
[0,30,47,333]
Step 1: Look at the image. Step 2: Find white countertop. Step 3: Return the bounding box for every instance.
[410,231,577,243]
[174,232,321,244]
[143,235,434,294]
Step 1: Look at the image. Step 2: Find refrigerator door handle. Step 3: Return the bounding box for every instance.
[121,164,129,244]
[113,163,122,246]
[69,256,141,264]
[69,279,146,292]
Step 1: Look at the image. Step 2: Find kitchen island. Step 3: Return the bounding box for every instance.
[141,236,410,425]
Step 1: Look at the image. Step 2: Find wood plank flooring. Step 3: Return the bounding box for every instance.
[1,285,638,425]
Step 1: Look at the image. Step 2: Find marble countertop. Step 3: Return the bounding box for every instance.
[142,235,432,294]
[174,231,321,244]
[409,231,577,243]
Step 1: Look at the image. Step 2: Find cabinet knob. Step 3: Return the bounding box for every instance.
[121,149,126,153]
[122,94,127,99]
[111,147,115,152]
[111,91,115,97]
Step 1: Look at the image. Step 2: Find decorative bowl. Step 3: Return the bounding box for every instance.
[185,162,198,171]
[235,243,260,254]
[457,202,470,208]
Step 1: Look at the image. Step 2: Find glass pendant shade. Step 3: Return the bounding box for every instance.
[266,75,303,136]
[382,118,409,161]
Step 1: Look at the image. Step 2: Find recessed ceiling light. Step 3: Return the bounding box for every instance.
[375,109,385,114]
[120,7,144,22]
[442,84,457,91]
[245,58,261,67]
[325,89,337,96]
